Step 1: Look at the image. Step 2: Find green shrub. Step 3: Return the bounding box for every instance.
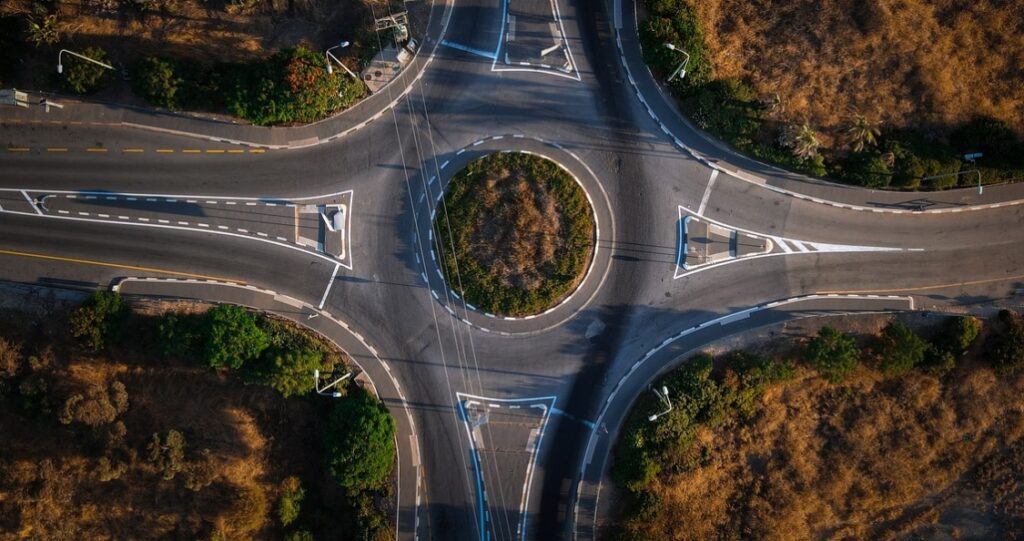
[69,291,129,351]
[203,305,269,369]
[147,429,187,480]
[638,0,711,91]
[157,312,205,359]
[284,531,315,541]
[132,57,184,109]
[923,316,981,375]
[681,78,762,140]
[61,46,111,94]
[804,326,860,383]
[243,348,326,398]
[839,152,892,188]
[950,116,1024,169]
[987,310,1024,374]
[323,387,396,491]
[877,321,929,376]
[277,476,305,526]
[223,45,364,126]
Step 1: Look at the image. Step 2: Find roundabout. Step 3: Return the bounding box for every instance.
[434,151,594,317]
[412,135,616,335]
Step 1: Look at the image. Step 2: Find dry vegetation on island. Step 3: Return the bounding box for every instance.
[611,312,1024,540]
[437,152,595,317]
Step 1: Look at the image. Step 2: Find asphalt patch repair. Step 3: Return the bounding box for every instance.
[436,152,594,317]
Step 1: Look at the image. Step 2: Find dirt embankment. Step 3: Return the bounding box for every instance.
[690,0,1024,137]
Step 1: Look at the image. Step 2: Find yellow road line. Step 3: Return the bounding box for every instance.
[0,248,244,283]
[86,148,108,153]
[183,149,202,154]
[122,148,145,153]
[205,149,225,154]
[155,149,175,154]
[227,149,245,154]
[249,149,265,154]
[6,148,30,152]
[818,273,1024,295]
[46,147,68,152]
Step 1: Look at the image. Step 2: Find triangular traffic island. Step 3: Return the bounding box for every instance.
[679,215,772,272]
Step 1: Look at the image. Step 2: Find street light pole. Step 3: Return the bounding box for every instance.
[664,43,690,82]
[313,368,351,398]
[57,49,114,74]
[921,169,983,196]
[648,385,673,422]
[325,41,358,80]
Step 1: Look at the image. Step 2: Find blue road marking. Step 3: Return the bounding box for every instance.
[440,40,499,60]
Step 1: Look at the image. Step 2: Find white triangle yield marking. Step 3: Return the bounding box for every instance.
[804,241,905,253]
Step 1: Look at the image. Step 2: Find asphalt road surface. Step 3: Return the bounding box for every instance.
[2,0,1024,539]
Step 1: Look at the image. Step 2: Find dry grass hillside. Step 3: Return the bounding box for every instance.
[0,299,377,541]
[651,366,1024,540]
[690,0,1024,137]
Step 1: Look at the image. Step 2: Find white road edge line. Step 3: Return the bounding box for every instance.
[318,262,341,309]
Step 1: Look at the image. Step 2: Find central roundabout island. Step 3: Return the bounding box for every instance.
[434,151,596,318]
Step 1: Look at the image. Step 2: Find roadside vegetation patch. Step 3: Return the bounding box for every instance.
[640,0,1024,188]
[611,312,1024,540]
[436,152,595,317]
[0,291,396,540]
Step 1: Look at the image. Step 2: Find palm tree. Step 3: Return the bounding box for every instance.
[784,123,821,160]
[845,114,880,153]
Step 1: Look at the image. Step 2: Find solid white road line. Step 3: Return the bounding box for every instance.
[318,262,341,309]
[21,190,42,215]
[697,169,719,215]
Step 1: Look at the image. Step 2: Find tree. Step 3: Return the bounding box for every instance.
[157,311,204,359]
[58,380,129,427]
[203,305,269,369]
[804,326,860,383]
[147,429,187,480]
[224,45,364,126]
[845,114,881,153]
[783,123,821,160]
[243,348,325,397]
[26,4,59,47]
[877,321,929,376]
[132,56,184,109]
[987,310,1024,374]
[61,46,110,94]
[69,291,129,351]
[323,387,396,491]
[277,476,305,526]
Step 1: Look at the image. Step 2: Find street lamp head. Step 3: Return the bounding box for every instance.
[648,414,658,421]
[665,43,676,51]
[339,40,350,48]
[326,63,334,74]
[314,369,320,379]
[57,63,63,74]
[332,391,343,398]
[661,385,669,397]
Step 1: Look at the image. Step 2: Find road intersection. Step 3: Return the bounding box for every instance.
[2,0,1024,539]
